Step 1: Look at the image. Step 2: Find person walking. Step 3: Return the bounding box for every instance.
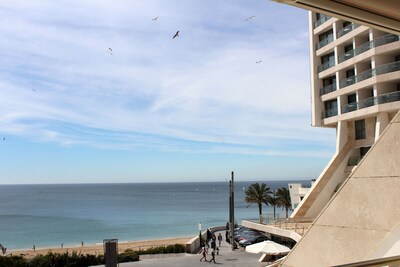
[217,233,222,246]
[209,249,216,264]
[199,246,207,262]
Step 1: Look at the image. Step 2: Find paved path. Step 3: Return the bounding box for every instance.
[93,231,266,267]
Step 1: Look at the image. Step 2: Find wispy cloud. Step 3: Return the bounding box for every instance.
[0,0,335,158]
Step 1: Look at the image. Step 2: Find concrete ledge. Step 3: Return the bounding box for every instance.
[185,225,226,254]
[242,220,302,242]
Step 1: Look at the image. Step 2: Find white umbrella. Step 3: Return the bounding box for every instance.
[246,240,291,255]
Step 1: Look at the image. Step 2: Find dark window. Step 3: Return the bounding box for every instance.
[346,69,355,78]
[319,29,333,42]
[355,119,366,140]
[321,52,335,64]
[348,94,356,104]
[323,75,336,87]
[360,146,371,157]
[325,99,337,110]
[343,21,351,28]
[344,44,353,53]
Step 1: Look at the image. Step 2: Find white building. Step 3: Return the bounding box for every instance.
[291,12,400,220]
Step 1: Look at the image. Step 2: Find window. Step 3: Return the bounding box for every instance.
[355,119,366,140]
[360,146,371,157]
[346,69,355,78]
[344,44,353,53]
[347,94,356,104]
[323,76,336,87]
[321,52,335,65]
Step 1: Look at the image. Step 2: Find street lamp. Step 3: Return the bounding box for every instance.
[198,222,202,246]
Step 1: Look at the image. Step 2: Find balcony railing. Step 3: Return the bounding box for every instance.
[340,61,400,89]
[320,83,337,95]
[342,91,400,115]
[337,23,359,38]
[341,102,358,114]
[314,14,331,28]
[340,76,356,88]
[338,34,399,64]
[316,35,334,50]
[322,107,338,119]
[338,50,355,63]
[318,59,335,72]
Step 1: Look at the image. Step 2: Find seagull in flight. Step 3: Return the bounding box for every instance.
[107,47,113,56]
[245,15,256,21]
[256,60,262,64]
[152,16,159,21]
[32,88,36,92]
[173,31,180,39]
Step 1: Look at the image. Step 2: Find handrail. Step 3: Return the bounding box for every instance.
[338,34,399,64]
[340,61,400,89]
[331,255,400,267]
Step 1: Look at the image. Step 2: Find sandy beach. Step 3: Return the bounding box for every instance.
[8,237,192,259]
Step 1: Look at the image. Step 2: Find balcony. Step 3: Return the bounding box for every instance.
[320,83,337,95]
[338,34,400,64]
[322,107,338,119]
[341,91,400,114]
[340,61,400,89]
[337,23,359,38]
[341,102,358,114]
[318,59,335,73]
[314,14,331,28]
[338,50,355,63]
[316,35,334,50]
[340,76,356,88]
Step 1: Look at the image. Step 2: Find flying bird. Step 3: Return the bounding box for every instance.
[3,137,5,141]
[152,16,159,21]
[245,15,256,21]
[256,60,262,64]
[32,88,36,92]
[109,47,112,52]
[107,48,113,56]
[173,31,180,39]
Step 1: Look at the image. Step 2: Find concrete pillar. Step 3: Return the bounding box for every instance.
[375,113,390,141]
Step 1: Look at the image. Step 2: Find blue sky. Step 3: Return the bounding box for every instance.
[0,0,336,184]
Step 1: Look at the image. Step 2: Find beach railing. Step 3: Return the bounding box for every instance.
[257,214,313,236]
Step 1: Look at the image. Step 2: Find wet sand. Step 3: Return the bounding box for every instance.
[8,237,192,259]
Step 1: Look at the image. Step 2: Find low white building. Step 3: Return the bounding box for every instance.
[288,180,314,210]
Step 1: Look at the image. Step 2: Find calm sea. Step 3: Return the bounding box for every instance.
[0,180,309,250]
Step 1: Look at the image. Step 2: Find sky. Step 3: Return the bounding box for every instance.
[0,0,336,184]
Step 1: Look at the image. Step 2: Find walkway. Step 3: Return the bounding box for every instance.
[93,231,264,267]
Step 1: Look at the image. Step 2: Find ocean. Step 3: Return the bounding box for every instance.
[0,180,309,250]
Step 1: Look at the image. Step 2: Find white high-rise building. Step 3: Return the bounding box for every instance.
[291,12,400,220]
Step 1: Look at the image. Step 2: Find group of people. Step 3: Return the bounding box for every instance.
[199,228,224,264]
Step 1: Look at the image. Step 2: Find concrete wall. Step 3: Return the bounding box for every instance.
[185,226,226,254]
[280,111,400,267]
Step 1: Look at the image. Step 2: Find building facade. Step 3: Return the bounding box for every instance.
[291,12,400,220]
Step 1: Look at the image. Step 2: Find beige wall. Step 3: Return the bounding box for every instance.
[280,112,400,267]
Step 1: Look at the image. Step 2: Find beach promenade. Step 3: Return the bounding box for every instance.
[92,231,263,267]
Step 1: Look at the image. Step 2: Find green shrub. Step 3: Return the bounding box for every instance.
[118,250,139,262]
[0,255,28,267]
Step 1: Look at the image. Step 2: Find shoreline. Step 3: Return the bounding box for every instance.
[7,236,192,259]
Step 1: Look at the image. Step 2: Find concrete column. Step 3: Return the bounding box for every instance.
[375,113,390,141]
[336,120,349,153]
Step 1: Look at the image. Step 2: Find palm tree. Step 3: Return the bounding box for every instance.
[244,183,272,223]
[276,187,292,218]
